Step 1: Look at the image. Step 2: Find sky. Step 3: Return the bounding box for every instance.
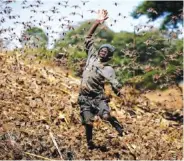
[0,0,173,49]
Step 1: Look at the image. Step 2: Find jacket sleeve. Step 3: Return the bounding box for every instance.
[84,20,100,57]
[102,66,122,96]
[84,36,95,57]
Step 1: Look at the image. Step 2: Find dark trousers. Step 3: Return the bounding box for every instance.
[85,116,123,144]
[78,94,123,145]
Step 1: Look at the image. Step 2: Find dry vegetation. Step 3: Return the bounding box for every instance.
[0,52,183,160]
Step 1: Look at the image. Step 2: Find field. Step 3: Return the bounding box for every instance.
[0,52,182,160]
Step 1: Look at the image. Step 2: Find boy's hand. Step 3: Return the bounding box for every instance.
[96,9,108,24]
[119,88,125,97]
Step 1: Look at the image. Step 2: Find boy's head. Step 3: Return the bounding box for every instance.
[98,44,115,62]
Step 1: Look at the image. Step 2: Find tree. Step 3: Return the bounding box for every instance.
[131,1,183,29]
[54,20,182,89]
[0,38,3,50]
[55,20,114,49]
[21,27,48,48]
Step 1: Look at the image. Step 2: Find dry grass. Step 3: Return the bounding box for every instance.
[0,52,182,160]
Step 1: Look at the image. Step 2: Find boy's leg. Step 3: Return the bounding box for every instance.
[78,94,96,148]
[85,123,93,143]
[85,123,96,149]
[81,110,97,149]
[98,100,123,136]
[107,116,123,136]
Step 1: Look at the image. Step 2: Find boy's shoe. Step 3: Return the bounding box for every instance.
[87,141,97,150]
[116,125,124,137]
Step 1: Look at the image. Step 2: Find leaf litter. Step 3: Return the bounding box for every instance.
[0,53,182,160]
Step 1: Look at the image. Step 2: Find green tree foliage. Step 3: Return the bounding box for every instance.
[54,20,183,89]
[131,1,183,29]
[21,27,48,48]
[0,38,4,50]
[55,20,114,50]
[17,27,55,61]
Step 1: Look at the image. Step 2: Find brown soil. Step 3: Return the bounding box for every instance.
[144,87,183,110]
[0,53,183,160]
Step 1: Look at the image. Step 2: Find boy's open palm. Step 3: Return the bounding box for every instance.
[97,9,108,23]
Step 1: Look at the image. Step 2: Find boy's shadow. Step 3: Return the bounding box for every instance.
[89,144,110,152]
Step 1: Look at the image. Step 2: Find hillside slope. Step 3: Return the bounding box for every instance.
[0,53,182,160]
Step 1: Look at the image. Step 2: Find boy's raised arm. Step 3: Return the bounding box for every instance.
[84,9,108,55]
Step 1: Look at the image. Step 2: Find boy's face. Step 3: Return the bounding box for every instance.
[98,47,108,59]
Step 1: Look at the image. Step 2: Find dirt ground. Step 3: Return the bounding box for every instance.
[144,87,183,110]
[0,53,183,160]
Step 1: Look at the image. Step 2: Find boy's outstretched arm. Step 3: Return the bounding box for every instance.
[85,9,108,55]
[102,66,123,97]
[87,10,108,37]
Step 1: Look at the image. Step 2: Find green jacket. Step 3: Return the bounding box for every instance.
[79,36,122,96]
